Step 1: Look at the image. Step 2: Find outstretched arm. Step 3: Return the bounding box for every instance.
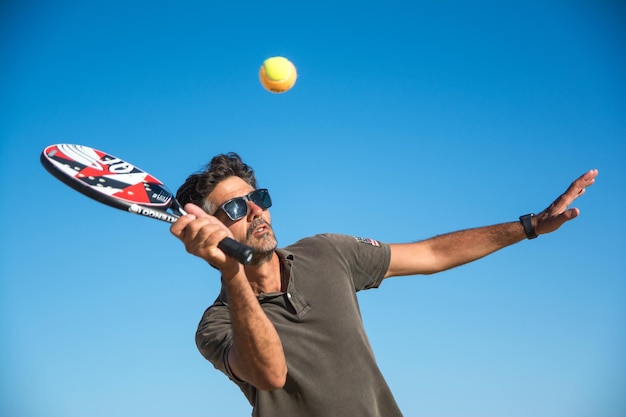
[386,169,598,278]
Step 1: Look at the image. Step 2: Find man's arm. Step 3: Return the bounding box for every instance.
[386,169,598,278]
[170,204,287,390]
[222,266,287,391]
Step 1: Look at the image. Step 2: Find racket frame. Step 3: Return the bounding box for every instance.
[40,144,254,264]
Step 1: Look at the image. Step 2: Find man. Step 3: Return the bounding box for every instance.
[170,153,597,417]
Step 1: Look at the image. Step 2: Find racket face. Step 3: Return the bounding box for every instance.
[41,144,176,212]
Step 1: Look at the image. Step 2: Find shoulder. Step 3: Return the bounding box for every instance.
[287,233,384,249]
[283,234,350,256]
[283,233,389,263]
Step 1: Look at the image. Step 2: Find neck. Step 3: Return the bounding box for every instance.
[245,252,282,295]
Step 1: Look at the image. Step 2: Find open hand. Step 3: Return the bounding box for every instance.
[534,169,598,235]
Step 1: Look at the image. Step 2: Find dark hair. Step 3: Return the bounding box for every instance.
[176,152,257,213]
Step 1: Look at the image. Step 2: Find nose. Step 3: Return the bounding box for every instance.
[246,200,264,219]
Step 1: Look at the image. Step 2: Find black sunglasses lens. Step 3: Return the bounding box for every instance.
[223,199,248,220]
[221,190,272,220]
[251,189,272,209]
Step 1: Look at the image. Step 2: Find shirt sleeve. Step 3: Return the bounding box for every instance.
[195,303,234,377]
[196,303,258,403]
[320,233,391,291]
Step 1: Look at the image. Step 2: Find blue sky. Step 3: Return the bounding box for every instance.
[1,1,624,416]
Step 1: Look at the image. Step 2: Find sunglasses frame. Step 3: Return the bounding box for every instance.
[216,188,272,221]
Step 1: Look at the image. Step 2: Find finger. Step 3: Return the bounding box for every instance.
[169,213,197,237]
[184,202,210,217]
[188,220,224,249]
[179,214,231,252]
[536,206,581,235]
[570,169,598,196]
[181,215,216,244]
[561,207,580,221]
[549,170,596,214]
[552,207,580,230]
[186,223,232,265]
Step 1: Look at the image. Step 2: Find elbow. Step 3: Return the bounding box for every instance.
[229,346,287,391]
[254,365,287,391]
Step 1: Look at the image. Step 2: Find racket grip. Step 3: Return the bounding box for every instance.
[218,238,254,265]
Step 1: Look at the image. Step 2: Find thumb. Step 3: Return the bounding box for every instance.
[549,207,580,233]
[563,207,580,221]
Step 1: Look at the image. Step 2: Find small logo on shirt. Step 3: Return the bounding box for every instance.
[354,236,380,247]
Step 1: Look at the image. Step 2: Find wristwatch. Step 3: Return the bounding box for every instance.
[519,213,537,239]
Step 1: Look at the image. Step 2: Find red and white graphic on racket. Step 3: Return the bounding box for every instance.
[41,144,254,265]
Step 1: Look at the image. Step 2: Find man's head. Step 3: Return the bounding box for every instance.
[176,152,258,214]
[176,153,277,264]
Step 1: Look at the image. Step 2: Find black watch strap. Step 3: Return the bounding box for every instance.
[519,213,538,239]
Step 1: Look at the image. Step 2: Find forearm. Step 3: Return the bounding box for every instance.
[224,269,287,390]
[427,221,525,272]
[387,170,598,278]
[388,221,526,276]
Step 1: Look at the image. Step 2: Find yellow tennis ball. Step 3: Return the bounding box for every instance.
[259,56,297,93]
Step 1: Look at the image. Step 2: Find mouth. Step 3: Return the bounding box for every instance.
[253,224,268,236]
[248,219,271,239]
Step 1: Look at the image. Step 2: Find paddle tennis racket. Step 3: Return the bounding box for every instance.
[40,143,254,265]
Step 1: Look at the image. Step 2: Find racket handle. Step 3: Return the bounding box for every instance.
[218,237,254,265]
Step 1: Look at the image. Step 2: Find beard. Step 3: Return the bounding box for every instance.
[245,218,278,266]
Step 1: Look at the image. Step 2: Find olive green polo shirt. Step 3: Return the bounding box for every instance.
[196,233,403,417]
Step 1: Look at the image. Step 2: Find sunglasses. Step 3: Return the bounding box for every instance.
[215,189,272,221]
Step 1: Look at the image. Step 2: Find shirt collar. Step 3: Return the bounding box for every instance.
[217,249,295,305]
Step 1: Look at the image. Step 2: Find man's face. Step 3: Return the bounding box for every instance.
[207,176,277,261]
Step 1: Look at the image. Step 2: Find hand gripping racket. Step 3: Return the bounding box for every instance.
[40,144,254,265]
